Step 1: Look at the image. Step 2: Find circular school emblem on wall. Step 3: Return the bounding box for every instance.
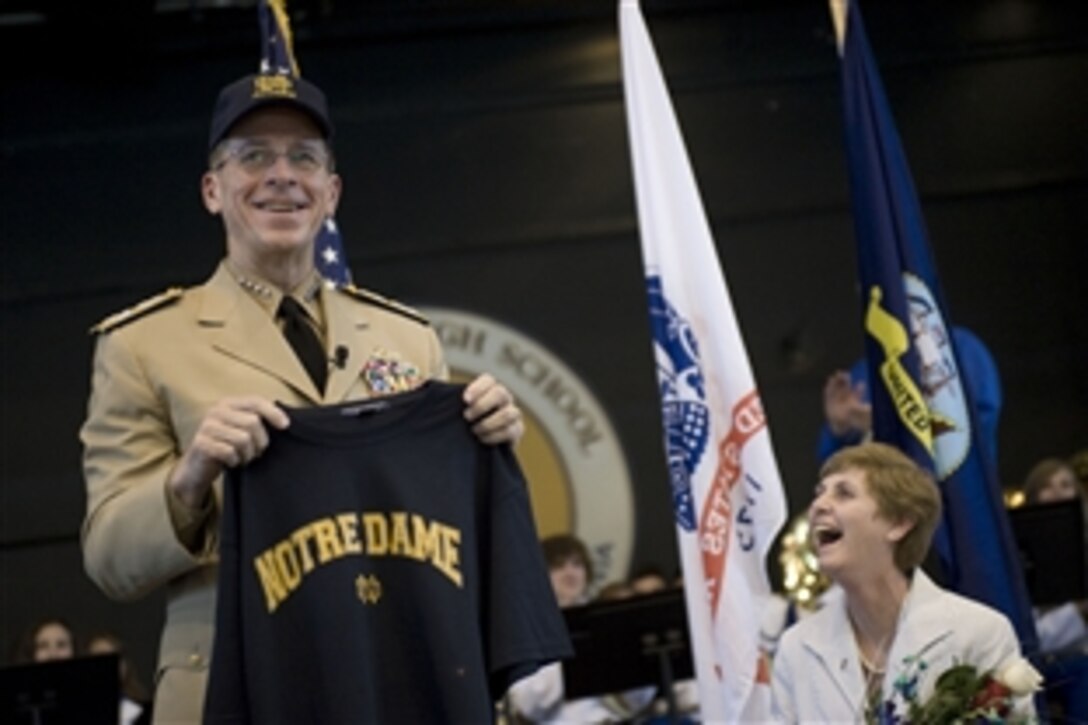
[420,307,635,588]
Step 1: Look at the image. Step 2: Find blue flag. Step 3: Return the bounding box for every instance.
[837,0,1037,652]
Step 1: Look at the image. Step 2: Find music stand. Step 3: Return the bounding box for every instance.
[561,588,694,723]
[0,654,119,725]
[1008,499,1087,606]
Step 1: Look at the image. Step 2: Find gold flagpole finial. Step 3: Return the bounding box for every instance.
[829,0,848,57]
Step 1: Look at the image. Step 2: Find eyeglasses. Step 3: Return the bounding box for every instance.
[214,141,331,175]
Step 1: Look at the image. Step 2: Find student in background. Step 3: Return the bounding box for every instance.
[817,327,1002,466]
[507,535,656,723]
[541,534,594,608]
[1020,456,1088,720]
[628,565,669,596]
[13,617,76,664]
[86,631,152,725]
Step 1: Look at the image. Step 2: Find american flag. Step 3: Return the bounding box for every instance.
[258,0,352,287]
[315,216,352,287]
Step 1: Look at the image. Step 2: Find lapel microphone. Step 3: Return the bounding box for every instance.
[331,345,350,370]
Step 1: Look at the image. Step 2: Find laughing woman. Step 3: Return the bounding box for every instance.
[771,442,1038,723]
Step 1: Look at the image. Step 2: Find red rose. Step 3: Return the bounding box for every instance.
[970,674,1013,716]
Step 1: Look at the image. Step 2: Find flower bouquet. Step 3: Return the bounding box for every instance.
[868,655,1043,724]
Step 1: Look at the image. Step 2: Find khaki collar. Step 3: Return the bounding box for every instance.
[223,260,326,330]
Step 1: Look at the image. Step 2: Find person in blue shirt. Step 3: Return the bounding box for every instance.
[818,326,1003,466]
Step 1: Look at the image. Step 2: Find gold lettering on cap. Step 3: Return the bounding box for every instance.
[252,75,297,99]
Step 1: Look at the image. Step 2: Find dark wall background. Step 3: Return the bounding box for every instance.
[2,0,1086,685]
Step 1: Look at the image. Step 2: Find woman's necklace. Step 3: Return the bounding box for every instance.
[850,583,908,722]
[858,646,887,677]
[857,633,893,721]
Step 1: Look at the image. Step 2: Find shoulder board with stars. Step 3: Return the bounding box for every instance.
[337,284,430,326]
[89,288,185,335]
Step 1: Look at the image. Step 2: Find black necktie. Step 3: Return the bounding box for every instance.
[277,296,327,393]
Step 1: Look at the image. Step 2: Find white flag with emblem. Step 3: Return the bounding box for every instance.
[619,1,788,720]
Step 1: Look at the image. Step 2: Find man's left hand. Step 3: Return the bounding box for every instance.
[463,373,524,445]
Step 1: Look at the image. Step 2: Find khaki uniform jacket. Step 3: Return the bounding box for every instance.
[81,263,446,724]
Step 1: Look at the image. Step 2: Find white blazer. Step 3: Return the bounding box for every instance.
[771,570,1030,724]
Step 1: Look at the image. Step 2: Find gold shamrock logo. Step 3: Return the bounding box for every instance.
[355,574,382,605]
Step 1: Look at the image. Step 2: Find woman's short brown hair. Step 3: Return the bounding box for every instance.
[819,442,942,573]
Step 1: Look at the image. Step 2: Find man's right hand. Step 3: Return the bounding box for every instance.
[167,396,290,509]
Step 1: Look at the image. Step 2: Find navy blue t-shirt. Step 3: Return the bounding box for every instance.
[205,381,572,724]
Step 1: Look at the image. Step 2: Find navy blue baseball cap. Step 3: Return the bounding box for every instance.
[208,73,333,151]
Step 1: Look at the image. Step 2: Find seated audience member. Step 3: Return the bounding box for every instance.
[607,568,700,723]
[507,535,655,723]
[1024,457,1086,508]
[86,632,151,725]
[1071,449,1088,493]
[628,565,669,596]
[595,580,635,602]
[13,617,76,664]
[817,327,1001,464]
[772,443,1037,723]
[1021,457,1088,719]
[540,534,594,608]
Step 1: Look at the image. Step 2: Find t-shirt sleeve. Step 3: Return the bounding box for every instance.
[481,445,574,698]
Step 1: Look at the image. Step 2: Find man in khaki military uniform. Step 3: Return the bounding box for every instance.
[80,72,524,724]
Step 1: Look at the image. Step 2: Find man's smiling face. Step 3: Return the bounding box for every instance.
[203,106,341,269]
